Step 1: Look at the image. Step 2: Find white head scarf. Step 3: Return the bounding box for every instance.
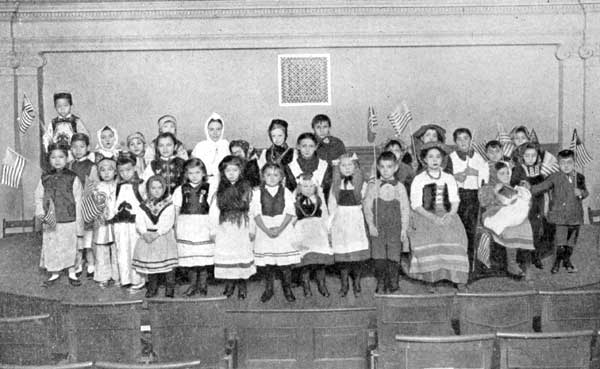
[96,125,120,159]
[191,113,230,176]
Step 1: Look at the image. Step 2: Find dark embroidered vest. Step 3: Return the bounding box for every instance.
[150,157,185,194]
[337,189,360,206]
[69,158,94,186]
[51,115,78,132]
[295,195,322,220]
[180,183,210,215]
[41,169,77,223]
[422,183,451,213]
[260,185,285,217]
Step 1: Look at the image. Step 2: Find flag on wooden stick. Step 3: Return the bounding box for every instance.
[496,125,515,158]
[42,198,57,229]
[1,148,26,188]
[529,128,540,144]
[472,141,488,161]
[18,94,36,134]
[541,153,560,177]
[477,232,491,268]
[82,191,106,224]
[569,129,593,168]
[387,101,412,137]
[367,106,378,143]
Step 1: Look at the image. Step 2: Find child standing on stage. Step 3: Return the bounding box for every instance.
[112,153,146,292]
[69,133,97,279]
[230,139,261,188]
[127,132,147,176]
[364,151,410,294]
[191,113,230,189]
[173,158,214,296]
[95,125,120,162]
[382,139,415,192]
[329,154,370,297]
[450,128,489,265]
[144,115,189,165]
[92,157,119,288]
[510,142,547,270]
[35,143,83,287]
[529,150,588,274]
[258,119,295,169]
[313,114,346,164]
[251,163,301,303]
[143,132,185,195]
[485,140,512,179]
[210,155,256,299]
[408,142,469,291]
[294,174,333,297]
[43,92,88,150]
[285,132,331,192]
[133,175,178,298]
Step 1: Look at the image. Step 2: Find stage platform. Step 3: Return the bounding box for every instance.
[0,226,598,306]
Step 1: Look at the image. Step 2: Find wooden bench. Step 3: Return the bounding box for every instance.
[497,330,595,369]
[381,333,496,369]
[147,297,232,369]
[456,291,537,334]
[63,300,143,363]
[539,290,600,332]
[227,307,376,369]
[2,218,36,238]
[0,362,93,369]
[94,360,202,369]
[0,314,52,365]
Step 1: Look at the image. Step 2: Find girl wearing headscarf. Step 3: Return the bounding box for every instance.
[191,113,230,189]
[95,125,121,162]
[257,119,296,169]
[412,124,453,174]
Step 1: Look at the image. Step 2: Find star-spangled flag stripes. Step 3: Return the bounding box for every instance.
[472,141,488,161]
[477,232,491,268]
[541,153,560,177]
[367,106,378,144]
[569,129,593,168]
[18,94,36,134]
[82,192,105,224]
[387,101,412,137]
[496,124,515,158]
[0,148,26,188]
[42,198,56,229]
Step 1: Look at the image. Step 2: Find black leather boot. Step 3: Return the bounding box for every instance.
[339,266,349,297]
[301,268,312,297]
[165,271,176,298]
[315,268,329,297]
[237,279,247,300]
[387,261,400,293]
[145,274,158,298]
[197,268,208,296]
[223,281,235,297]
[281,267,296,302]
[184,268,198,297]
[563,246,578,273]
[374,260,387,294]
[532,251,544,270]
[350,264,362,296]
[551,246,563,274]
[260,267,275,303]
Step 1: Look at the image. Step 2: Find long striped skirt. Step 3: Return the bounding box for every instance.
[132,229,178,274]
[407,211,469,284]
[213,222,256,280]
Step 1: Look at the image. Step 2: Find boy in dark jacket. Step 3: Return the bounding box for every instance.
[530,150,588,273]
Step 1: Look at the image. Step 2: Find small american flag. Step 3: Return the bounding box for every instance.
[82,191,105,224]
[569,129,593,168]
[42,198,57,229]
[18,94,36,134]
[496,125,515,158]
[472,141,488,161]
[367,106,378,143]
[1,148,26,188]
[477,232,491,268]
[541,153,560,177]
[387,101,412,137]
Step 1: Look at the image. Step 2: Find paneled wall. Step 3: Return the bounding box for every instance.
[1,0,599,228]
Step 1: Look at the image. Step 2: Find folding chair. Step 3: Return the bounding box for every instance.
[63,300,143,363]
[380,333,496,369]
[540,290,600,332]
[497,330,595,369]
[147,297,233,369]
[0,314,52,365]
[456,291,537,334]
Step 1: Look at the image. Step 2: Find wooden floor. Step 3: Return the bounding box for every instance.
[0,227,598,306]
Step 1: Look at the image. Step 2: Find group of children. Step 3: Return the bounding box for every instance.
[34,92,589,300]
